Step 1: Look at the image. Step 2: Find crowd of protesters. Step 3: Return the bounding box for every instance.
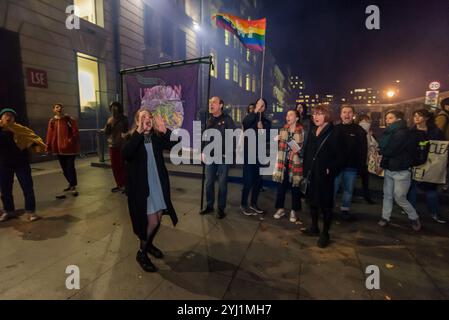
[1,96,448,272]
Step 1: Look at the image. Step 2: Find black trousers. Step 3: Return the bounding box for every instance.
[310,206,333,235]
[275,169,301,210]
[57,155,77,187]
[241,163,262,206]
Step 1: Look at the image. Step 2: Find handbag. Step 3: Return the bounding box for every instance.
[299,132,331,195]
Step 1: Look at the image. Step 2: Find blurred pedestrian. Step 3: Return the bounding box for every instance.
[408,109,446,223]
[358,114,376,204]
[0,108,45,222]
[378,110,422,231]
[334,105,368,221]
[272,109,304,224]
[301,105,344,248]
[46,103,80,199]
[103,101,128,193]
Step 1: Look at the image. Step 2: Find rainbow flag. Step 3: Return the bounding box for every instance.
[212,13,266,52]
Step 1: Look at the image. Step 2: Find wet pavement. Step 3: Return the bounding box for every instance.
[0,157,448,300]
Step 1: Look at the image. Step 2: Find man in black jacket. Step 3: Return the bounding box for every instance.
[334,105,368,222]
[200,97,236,219]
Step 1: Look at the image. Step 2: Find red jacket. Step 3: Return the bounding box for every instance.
[46,115,80,155]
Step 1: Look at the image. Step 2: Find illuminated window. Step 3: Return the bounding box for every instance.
[245,74,251,91]
[239,73,243,87]
[252,75,256,92]
[246,49,250,62]
[210,50,218,78]
[233,60,239,82]
[225,58,230,80]
[224,30,230,46]
[233,35,238,48]
[77,52,100,113]
[74,0,104,27]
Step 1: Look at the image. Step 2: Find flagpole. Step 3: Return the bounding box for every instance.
[259,25,266,122]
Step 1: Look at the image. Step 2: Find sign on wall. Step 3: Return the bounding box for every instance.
[26,68,48,88]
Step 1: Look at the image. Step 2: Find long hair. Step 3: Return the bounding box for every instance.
[413,108,436,129]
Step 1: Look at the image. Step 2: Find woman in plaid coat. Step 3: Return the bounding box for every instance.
[272,110,304,224]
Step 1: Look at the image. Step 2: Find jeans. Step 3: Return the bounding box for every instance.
[275,168,301,211]
[407,181,439,218]
[334,167,358,211]
[0,164,36,213]
[382,169,419,221]
[360,164,371,199]
[205,163,229,210]
[57,155,77,187]
[241,163,262,207]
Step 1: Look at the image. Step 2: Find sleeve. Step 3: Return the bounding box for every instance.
[435,114,447,132]
[381,130,409,157]
[46,119,53,152]
[122,131,144,161]
[226,115,237,130]
[70,118,80,142]
[242,113,258,130]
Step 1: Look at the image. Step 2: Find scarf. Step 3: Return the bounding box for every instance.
[379,120,406,151]
[273,123,304,187]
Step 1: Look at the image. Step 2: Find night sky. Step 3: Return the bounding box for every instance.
[262,0,449,99]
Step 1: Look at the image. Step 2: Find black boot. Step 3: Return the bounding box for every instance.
[317,233,330,248]
[136,250,157,272]
[147,245,164,259]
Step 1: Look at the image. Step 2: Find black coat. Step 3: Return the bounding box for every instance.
[122,130,179,241]
[379,120,414,171]
[334,123,368,171]
[0,127,30,167]
[242,112,271,164]
[303,123,344,208]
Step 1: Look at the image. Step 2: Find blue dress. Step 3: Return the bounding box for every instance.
[144,137,167,215]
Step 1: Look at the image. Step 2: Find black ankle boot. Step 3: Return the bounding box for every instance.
[147,245,164,259]
[317,233,330,248]
[136,250,157,272]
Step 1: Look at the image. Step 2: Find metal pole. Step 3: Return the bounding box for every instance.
[200,57,213,212]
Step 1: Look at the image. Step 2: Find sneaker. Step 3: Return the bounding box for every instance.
[0,211,10,222]
[411,219,422,231]
[63,186,72,192]
[136,250,157,272]
[147,245,164,259]
[317,233,330,248]
[200,207,214,215]
[71,187,79,197]
[432,215,447,224]
[241,206,256,216]
[289,210,297,223]
[55,194,67,199]
[378,219,389,227]
[273,209,285,219]
[217,208,226,219]
[249,205,264,214]
[28,213,41,222]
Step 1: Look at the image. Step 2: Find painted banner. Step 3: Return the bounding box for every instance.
[412,140,449,184]
[124,64,200,147]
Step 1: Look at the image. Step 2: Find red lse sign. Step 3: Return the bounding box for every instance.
[26,68,48,88]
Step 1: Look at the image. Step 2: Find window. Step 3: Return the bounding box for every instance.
[252,75,256,93]
[225,58,230,80]
[74,0,104,27]
[225,30,230,46]
[144,5,156,47]
[233,60,239,82]
[239,73,243,87]
[210,50,218,78]
[246,49,250,62]
[77,53,100,113]
[161,17,174,56]
[233,35,239,48]
[245,74,251,91]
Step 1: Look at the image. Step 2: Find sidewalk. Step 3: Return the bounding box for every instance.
[0,158,448,299]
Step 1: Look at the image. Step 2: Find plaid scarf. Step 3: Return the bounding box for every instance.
[273,123,304,187]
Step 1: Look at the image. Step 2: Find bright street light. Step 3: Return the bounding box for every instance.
[386,90,395,98]
[193,21,201,32]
